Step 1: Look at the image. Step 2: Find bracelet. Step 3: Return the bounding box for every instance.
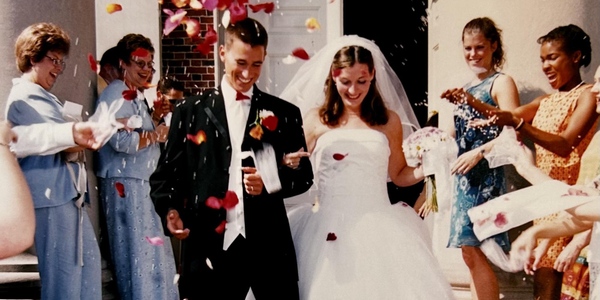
[514,118,524,130]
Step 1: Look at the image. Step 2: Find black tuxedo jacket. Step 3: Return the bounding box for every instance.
[150,86,313,296]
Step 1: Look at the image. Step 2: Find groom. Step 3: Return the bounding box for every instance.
[150,17,313,300]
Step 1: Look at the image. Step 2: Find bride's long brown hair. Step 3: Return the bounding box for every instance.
[319,45,389,126]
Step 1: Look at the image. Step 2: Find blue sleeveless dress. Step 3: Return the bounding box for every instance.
[447,72,510,250]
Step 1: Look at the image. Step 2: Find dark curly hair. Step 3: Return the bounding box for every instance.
[537,24,592,68]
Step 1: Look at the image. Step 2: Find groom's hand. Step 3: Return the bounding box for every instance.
[166,209,190,240]
[283,147,310,169]
[242,167,263,195]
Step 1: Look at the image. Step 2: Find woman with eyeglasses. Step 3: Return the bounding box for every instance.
[4,22,104,299]
[94,34,179,300]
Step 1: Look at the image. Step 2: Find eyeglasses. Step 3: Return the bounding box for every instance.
[131,58,155,70]
[45,55,66,69]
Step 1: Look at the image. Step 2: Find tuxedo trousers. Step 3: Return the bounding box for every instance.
[180,234,299,300]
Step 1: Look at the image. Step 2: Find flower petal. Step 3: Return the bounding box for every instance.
[215,220,226,234]
[261,115,278,131]
[326,232,337,241]
[182,17,201,38]
[122,89,137,101]
[189,0,203,9]
[305,17,320,33]
[194,42,213,55]
[248,2,274,14]
[131,48,150,58]
[205,196,222,209]
[187,130,206,145]
[171,0,190,8]
[115,182,126,197]
[106,3,122,14]
[228,2,247,24]
[163,9,187,36]
[145,236,165,246]
[204,26,218,45]
[332,153,347,161]
[221,10,231,28]
[202,0,219,10]
[87,53,98,73]
[249,124,264,140]
[292,48,310,60]
[221,190,239,210]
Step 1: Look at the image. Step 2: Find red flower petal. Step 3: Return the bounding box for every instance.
[115,182,126,197]
[332,68,342,77]
[215,220,226,234]
[145,236,165,246]
[87,53,98,72]
[261,115,278,131]
[106,3,122,14]
[332,153,347,161]
[292,48,310,60]
[221,190,239,210]
[194,42,213,55]
[229,1,247,24]
[187,130,206,145]
[131,48,150,58]
[326,232,337,241]
[205,196,222,209]
[204,26,218,45]
[122,89,137,101]
[493,212,507,228]
[217,0,233,10]
[248,2,274,14]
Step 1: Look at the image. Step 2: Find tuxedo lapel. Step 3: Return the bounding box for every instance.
[198,88,233,176]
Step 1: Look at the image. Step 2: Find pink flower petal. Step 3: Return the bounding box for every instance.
[146,236,165,246]
[228,2,247,24]
[202,0,218,10]
[205,196,222,209]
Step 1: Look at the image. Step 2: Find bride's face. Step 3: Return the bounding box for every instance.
[333,63,374,111]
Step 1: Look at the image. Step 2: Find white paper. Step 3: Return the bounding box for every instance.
[63,101,83,122]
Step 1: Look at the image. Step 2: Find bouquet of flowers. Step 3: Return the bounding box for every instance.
[403,126,457,216]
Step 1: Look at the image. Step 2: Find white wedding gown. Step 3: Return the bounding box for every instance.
[288,129,455,300]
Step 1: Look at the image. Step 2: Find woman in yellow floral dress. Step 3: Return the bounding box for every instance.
[460,24,599,300]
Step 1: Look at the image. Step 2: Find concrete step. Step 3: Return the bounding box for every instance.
[0,252,40,299]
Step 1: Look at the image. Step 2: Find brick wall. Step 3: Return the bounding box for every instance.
[160,2,216,96]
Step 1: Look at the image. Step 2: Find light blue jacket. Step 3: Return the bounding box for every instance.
[5,78,81,209]
[95,80,160,180]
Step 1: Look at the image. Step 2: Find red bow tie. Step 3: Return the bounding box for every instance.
[236,91,251,101]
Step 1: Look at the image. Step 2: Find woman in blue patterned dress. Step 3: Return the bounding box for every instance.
[95,34,178,300]
[440,17,520,300]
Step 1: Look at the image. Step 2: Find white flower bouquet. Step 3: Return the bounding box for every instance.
[403,126,457,216]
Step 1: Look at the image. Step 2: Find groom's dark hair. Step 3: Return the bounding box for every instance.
[225,17,268,49]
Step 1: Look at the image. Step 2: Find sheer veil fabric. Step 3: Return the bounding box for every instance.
[279,35,420,139]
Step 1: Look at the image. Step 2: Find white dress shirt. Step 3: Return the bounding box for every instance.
[221,77,253,251]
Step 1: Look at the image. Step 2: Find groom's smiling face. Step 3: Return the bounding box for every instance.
[219,37,265,93]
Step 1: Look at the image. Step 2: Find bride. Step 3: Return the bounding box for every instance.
[281,35,455,299]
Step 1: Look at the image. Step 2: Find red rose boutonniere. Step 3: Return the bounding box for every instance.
[249,109,278,140]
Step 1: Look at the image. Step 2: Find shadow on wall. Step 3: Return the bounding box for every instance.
[517,84,546,106]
